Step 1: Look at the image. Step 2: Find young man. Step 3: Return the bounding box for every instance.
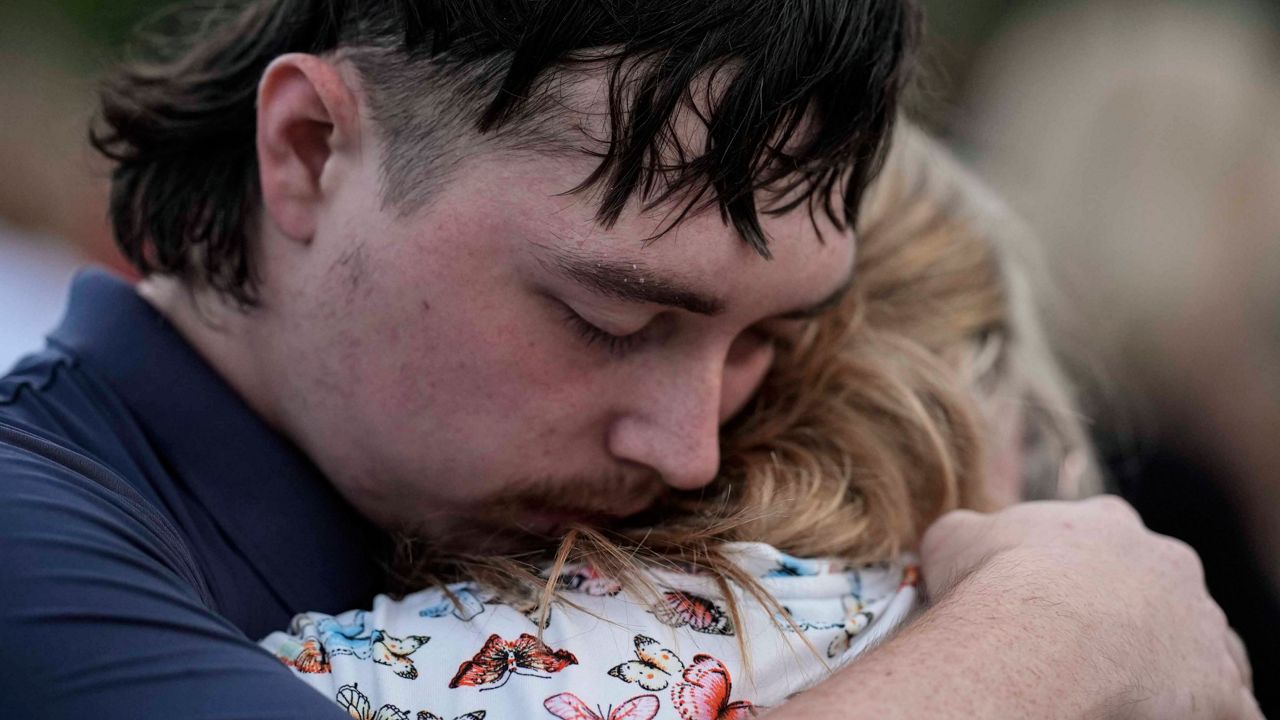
[0,1,1256,718]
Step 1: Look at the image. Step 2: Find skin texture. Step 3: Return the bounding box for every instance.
[142,54,852,552]
[140,55,1260,718]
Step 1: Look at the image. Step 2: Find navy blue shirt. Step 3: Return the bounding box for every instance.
[0,269,387,718]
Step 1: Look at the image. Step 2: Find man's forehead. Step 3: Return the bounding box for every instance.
[498,60,840,219]
[529,209,856,320]
[534,243,727,316]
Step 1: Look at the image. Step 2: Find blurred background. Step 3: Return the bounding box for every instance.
[1,0,1276,704]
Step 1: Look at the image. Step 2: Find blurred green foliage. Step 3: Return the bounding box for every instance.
[6,0,170,51]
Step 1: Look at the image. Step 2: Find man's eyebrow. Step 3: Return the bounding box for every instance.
[775,270,856,321]
[536,245,726,316]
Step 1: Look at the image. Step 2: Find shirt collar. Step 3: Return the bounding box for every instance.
[49,268,387,612]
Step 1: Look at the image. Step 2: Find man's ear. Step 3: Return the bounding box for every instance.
[256,54,361,243]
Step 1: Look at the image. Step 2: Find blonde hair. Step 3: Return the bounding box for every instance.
[394,123,1099,624]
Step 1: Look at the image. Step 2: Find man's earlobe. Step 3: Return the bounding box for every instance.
[256,54,360,244]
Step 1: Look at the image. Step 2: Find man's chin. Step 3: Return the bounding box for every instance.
[392,496,667,563]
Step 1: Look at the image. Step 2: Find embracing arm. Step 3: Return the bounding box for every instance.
[765,498,1261,720]
[0,445,349,720]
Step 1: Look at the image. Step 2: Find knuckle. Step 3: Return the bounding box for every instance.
[1161,535,1205,572]
[928,508,982,531]
[944,507,983,522]
[1208,602,1232,638]
[1207,595,1229,624]
[1086,494,1141,522]
[920,509,982,552]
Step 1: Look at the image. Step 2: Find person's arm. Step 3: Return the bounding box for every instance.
[766,497,1261,720]
[0,445,349,719]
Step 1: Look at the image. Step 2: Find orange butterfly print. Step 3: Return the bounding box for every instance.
[652,592,734,636]
[543,692,660,720]
[558,565,622,597]
[449,633,579,690]
[671,654,757,720]
[901,564,920,588]
[275,637,331,674]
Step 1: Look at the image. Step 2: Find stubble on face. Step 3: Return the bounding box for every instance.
[392,466,670,557]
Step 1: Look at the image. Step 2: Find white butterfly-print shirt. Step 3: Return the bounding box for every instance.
[258,543,918,720]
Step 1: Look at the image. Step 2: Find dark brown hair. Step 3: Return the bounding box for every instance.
[92,0,920,306]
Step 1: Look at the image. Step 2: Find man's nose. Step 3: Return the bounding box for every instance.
[607,362,724,493]
[718,328,776,423]
[607,334,775,492]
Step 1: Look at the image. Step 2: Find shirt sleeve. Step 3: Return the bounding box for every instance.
[0,445,350,720]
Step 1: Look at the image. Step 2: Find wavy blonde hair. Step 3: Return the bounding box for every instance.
[394,123,1098,621]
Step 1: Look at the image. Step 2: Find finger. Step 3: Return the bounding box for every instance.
[1225,627,1253,692]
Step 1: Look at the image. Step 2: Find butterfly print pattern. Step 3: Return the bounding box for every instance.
[418,584,553,627]
[558,565,623,597]
[651,592,734,636]
[337,683,411,720]
[418,710,488,720]
[671,654,756,720]
[825,564,918,657]
[373,633,434,679]
[544,692,661,720]
[273,636,331,674]
[824,603,876,658]
[764,553,827,578]
[608,634,686,691]
[283,613,431,679]
[255,549,919,720]
[419,586,489,622]
[772,605,845,633]
[449,633,579,690]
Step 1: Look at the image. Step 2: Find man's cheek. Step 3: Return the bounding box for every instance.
[478,304,595,389]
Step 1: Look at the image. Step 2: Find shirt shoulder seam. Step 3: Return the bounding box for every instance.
[0,420,218,609]
[0,352,77,405]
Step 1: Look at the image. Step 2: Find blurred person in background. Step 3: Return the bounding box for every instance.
[959,0,1280,712]
[0,1,128,371]
[0,223,82,372]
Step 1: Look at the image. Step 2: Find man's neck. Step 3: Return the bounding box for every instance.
[136,275,286,433]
